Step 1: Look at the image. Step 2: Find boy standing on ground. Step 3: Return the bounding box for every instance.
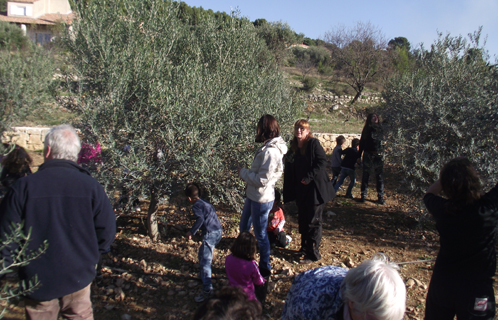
[185,184,223,303]
[330,136,346,185]
[334,138,360,198]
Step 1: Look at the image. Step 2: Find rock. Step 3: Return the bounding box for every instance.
[406,279,416,288]
[344,257,355,268]
[115,278,124,287]
[281,267,294,276]
[121,314,131,320]
[332,104,340,111]
[104,305,115,311]
[326,211,337,218]
[187,281,197,288]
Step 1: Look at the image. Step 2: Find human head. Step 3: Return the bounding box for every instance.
[255,114,280,143]
[1,145,32,173]
[44,125,81,162]
[336,135,346,146]
[440,157,481,204]
[230,231,257,261]
[192,286,262,320]
[351,138,360,149]
[293,119,312,140]
[341,254,406,320]
[185,183,201,202]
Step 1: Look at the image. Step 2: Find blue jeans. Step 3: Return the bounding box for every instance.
[239,198,273,272]
[199,229,222,292]
[334,167,356,196]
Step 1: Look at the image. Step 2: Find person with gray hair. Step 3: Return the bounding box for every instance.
[281,254,406,320]
[0,124,116,320]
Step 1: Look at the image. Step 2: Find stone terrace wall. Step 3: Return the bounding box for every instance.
[1,127,51,151]
[313,133,361,154]
[1,127,360,154]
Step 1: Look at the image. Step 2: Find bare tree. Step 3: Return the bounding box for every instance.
[324,21,389,103]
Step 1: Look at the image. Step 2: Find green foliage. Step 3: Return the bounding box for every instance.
[1,222,48,318]
[302,77,318,92]
[388,36,411,52]
[0,0,6,13]
[62,0,297,210]
[381,28,498,193]
[255,20,303,64]
[0,47,56,135]
[0,21,32,50]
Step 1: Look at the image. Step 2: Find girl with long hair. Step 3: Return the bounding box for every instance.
[0,145,32,190]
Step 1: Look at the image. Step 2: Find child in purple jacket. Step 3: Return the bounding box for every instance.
[225,232,265,302]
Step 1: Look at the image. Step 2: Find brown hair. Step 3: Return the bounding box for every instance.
[290,119,313,155]
[255,114,280,143]
[336,135,346,145]
[230,232,257,261]
[1,145,32,174]
[185,183,201,199]
[440,158,482,210]
[192,286,262,320]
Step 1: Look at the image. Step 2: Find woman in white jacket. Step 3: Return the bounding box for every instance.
[239,114,288,277]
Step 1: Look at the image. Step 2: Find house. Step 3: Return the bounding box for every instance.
[0,0,73,45]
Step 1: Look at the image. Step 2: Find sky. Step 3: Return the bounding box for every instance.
[181,0,498,61]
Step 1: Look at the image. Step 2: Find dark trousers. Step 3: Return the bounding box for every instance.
[331,166,341,186]
[361,152,384,199]
[425,274,496,320]
[268,230,287,248]
[297,202,323,261]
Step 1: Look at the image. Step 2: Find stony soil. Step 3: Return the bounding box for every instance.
[3,159,498,320]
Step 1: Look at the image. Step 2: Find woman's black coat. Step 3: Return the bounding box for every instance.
[283,138,335,205]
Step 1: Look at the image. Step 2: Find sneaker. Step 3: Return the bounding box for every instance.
[285,235,292,248]
[194,289,213,303]
[359,197,366,203]
[345,194,353,199]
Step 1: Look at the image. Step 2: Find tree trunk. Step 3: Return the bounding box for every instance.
[147,187,160,242]
[351,89,363,104]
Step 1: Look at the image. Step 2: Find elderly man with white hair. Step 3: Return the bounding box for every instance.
[281,254,406,320]
[0,124,116,320]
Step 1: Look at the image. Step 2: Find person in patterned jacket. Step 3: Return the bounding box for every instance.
[281,254,406,320]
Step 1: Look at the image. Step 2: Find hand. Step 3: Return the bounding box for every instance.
[186,231,192,240]
[300,179,308,185]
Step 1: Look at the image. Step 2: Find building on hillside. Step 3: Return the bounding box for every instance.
[0,0,73,45]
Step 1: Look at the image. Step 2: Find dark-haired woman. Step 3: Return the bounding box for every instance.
[358,113,385,204]
[0,145,32,192]
[424,158,498,320]
[283,119,334,264]
[238,114,287,277]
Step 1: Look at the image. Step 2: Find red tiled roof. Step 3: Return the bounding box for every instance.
[0,12,74,25]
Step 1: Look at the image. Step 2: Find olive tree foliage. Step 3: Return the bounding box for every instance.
[61,0,297,240]
[381,28,498,194]
[1,222,48,318]
[254,20,304,65]
[0,23,56,137]
[324,21,390,103]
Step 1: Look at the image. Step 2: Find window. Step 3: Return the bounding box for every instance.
[11,5,27,16]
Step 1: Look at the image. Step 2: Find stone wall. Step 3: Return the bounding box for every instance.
[1,127,360,154]
[313,133,361,154]
[1,127,51,151]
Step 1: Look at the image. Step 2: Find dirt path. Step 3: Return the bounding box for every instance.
[3,160,498,319]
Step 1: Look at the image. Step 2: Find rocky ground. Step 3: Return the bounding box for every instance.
[3,161,498,320]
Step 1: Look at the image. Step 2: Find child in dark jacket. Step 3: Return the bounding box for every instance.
[267,190,291,248]
[330,135,345,185]
[185,184,223,303]
[334,139,360,198]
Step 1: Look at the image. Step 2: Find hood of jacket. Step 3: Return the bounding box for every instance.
[260,136,288,155]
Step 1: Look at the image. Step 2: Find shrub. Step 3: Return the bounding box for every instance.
[381,28,498,193]
[61,0,297,239]
[0,21,32,50]
[302,77,318,92]
[0,48,56,135]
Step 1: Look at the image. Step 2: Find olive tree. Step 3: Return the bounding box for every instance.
[381,28,498,194]
[324,21,390,103]
[62,0,297,240]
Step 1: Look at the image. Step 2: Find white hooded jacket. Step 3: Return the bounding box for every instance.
[240,136,288,203]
